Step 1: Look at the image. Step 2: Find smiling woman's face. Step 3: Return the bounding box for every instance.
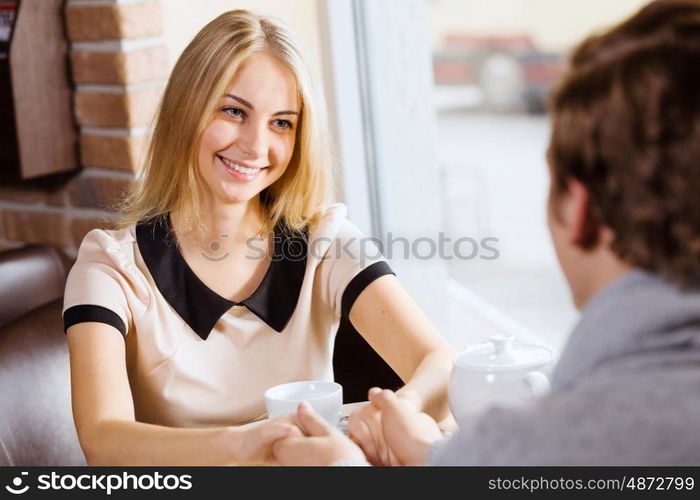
[197,52,300,207]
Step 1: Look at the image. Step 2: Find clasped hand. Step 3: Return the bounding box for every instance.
[270,388,444,466]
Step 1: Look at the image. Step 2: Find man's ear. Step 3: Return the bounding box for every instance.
[568,179,600,249]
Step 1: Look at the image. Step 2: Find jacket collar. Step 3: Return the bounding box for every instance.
[552,269,700,392]
[136,214,307,340]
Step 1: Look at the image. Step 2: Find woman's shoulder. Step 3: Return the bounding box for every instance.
[64,222,144,328]
[75,223,137,266]
[306,203,377,265]
[309,203,365,240]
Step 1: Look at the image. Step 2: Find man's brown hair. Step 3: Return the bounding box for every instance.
[548,0,700,285]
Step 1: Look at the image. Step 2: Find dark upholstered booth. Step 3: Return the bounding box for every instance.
[0,245,85,465]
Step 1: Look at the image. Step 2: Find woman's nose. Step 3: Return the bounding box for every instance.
[237,123,267,160]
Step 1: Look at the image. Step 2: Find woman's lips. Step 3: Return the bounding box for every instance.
[217,155,267,181]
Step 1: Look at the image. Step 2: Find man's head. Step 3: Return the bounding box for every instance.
[547,0,700,307]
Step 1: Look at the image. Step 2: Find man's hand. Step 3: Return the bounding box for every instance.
[272,402,367,466]
[368,388,443,466]
[347,390,421,465]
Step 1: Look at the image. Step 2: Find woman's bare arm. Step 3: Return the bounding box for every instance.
[345,275,455,464]
[348,275,455,418]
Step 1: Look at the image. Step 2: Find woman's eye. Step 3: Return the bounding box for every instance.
[273,119,293,130]
[223,107,244,118]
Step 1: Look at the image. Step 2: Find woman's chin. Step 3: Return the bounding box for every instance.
[217,185,261,205]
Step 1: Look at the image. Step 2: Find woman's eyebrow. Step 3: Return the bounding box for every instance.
[223,93,299,116]
[272,110,299,117]
[224,94,254,109]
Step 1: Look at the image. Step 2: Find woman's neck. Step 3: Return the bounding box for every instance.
[172,197,266,253]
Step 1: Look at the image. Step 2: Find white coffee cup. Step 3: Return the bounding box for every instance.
[264,380,343,427]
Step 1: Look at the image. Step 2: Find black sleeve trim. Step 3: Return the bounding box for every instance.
[341,261,396,320]
[63,305,127,337]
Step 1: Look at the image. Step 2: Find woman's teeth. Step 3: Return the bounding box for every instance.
[219,156,262,175]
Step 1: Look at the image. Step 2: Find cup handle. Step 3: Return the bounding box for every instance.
[524,371,550,398]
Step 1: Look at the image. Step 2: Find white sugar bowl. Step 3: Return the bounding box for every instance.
[448,334,553,421]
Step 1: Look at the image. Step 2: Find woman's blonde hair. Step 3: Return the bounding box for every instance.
[117,9,333,237]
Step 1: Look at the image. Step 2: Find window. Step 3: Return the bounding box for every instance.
[327,0,649,352]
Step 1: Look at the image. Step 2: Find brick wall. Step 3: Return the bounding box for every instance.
[0,0,167,257]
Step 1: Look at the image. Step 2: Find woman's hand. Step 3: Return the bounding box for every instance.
[272,402,367,466]
[364,388,443,466]
[230,414,302,465]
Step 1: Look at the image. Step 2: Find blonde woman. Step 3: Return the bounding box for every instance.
[63,10,454,465]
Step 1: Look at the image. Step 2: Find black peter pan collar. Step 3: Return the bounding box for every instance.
[136,214,308,340]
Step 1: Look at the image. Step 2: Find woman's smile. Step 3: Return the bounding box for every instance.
[217,154,268,181]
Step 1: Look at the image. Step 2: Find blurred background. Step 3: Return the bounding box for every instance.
[425,0,649,350]
[0,0,651,352]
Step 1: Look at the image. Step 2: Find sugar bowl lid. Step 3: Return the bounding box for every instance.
[454,334,553,371]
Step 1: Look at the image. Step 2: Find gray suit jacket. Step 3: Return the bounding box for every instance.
[429,270,700,465]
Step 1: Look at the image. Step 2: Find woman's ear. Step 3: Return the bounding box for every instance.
[567,179,600,249]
